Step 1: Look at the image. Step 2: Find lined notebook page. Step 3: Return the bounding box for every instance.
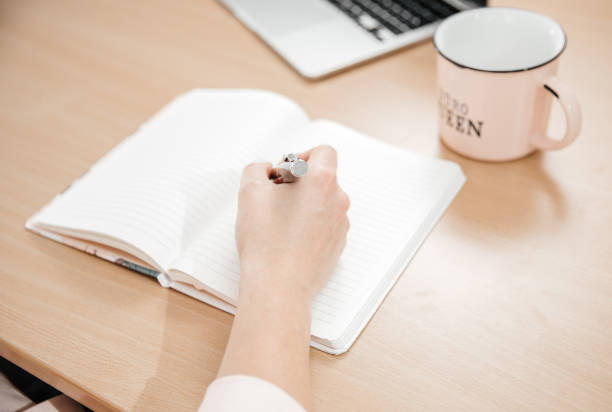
[31,90,310,271]
[169,117,464,341]
[290,120,462,340]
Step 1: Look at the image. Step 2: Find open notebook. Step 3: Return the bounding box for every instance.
[26,89,465,354]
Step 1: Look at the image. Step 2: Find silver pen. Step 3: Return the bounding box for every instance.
[271,153,308,183]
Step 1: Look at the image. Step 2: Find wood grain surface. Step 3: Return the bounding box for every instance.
[1,0,611,410]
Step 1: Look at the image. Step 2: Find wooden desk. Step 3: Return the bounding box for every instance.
[1,0,611,410]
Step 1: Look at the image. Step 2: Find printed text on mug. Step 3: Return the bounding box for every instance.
[438,89,484,138]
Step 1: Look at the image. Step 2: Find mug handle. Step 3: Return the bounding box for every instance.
[531,76,582,150]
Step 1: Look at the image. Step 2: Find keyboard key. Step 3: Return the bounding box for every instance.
[428,1,459,18]
[358,13,380,30]
[325,0,461,40]
[395,0,434,22]
[391,3,403,15]
[376,27,394,40]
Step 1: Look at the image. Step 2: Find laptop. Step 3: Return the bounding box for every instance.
[218,0,487,79]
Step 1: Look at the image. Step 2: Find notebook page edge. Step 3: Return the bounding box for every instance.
[27,220,170,273]
[27,206,167,273]
[25,218,168,285]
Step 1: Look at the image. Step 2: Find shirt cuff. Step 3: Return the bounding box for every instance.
[199,375,305,412]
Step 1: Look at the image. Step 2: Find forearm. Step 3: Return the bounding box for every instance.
[217,271,313,409]
[219,146,348,410]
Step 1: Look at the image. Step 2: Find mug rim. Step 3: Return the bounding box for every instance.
[433,7,567,74]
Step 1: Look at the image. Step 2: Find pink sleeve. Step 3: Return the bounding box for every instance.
[199,375,305,412]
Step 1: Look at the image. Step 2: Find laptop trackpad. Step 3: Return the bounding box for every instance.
[231,0,338,36]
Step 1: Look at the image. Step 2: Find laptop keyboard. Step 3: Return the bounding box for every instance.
[325,0,459,40]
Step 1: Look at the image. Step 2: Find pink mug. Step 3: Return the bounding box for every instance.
[434,8,581,162]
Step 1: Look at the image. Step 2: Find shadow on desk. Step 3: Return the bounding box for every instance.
[436,141,568,238]
[132,290,231,412]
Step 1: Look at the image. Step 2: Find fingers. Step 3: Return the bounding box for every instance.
[298,145,337,172]
[295,148,313,161]
[240,162,273,189]
[339,189,350,212]
[241,146,338,188]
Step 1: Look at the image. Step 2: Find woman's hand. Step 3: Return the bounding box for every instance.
[217,145,350,409]
[235,144,350,305]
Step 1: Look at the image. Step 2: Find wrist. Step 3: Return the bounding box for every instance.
[237,268,313,314]
[235,277,313,344]
[238,260,316,301]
